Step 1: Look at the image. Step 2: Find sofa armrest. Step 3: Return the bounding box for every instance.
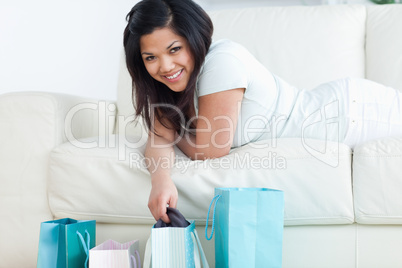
[0,91,116,267]
[1,91,116,143]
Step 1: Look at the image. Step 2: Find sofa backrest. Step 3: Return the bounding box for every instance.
[366,5,402,91]
[115,4,402,136]
[209,5,367,89]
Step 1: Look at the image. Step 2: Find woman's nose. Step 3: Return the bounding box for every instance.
[160,57,175,73]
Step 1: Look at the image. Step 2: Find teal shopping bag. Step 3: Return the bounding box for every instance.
[36,218,96,268]
[206,188,284,268]
[143,220,209,268]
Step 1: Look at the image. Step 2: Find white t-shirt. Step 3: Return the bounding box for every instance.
[195,39,349,148]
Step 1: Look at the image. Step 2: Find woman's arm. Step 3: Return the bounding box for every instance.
[176,88,245,160]
[145,117,178,223]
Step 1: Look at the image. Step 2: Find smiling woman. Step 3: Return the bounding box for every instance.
[123,0,214,223]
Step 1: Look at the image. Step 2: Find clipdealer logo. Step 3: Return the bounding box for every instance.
[129,151,287,173]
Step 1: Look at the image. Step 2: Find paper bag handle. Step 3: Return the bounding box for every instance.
[205,194,221,241]
[76,230,90,268]
[143,236,152,268]
[130,250,141,268]
[192,230,209,268]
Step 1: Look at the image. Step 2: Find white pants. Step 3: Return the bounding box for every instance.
[343,78,402,149]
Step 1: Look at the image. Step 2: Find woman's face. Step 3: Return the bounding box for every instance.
[140,27,195,93]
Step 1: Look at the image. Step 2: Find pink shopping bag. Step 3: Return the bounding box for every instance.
[89,239,141,268]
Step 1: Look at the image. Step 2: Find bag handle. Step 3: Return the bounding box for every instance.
[130,250,141,268]
[76,230,90,268]
[191,230,209,268]
[143,236,152,268]
[205,194,221,241]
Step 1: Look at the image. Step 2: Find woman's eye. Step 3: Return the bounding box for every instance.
[145,56,155,61]
[170,47,181,53]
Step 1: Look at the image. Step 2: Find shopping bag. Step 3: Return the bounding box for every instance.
[36,218,96,268]
[143,208,209,268]
[89,239,141,268]
[205,188,284,268]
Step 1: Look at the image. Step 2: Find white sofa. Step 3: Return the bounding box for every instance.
[2,4,402,268]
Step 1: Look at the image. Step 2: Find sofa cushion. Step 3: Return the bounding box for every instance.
[366,5,402,92]
[115,51,148,138]
[353,136,402,224]
[48,137,354,226]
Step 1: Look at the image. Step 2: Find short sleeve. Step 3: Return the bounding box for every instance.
[197,52,248,97]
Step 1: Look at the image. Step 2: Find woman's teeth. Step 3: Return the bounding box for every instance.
[166,70,182,80]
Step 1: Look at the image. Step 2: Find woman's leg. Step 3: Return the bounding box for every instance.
[343,78,402,148]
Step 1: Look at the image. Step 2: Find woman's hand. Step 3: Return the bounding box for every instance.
[148,176,178,223]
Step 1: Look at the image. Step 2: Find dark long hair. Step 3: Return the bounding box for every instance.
[123,0,213,135]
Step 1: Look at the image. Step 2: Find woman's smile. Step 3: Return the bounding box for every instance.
[163,68,183,81]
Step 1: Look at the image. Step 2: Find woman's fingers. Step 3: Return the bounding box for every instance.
[159,208,171,223]
[168,195,178,208]
[148,177,178,223]
[149,193,171,223]
[159,195,178,223]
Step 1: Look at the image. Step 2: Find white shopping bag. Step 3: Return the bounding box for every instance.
[143,220,208,268]
[89,239,141,268]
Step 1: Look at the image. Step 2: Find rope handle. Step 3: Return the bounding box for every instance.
[130,250,141,268]
[205,194,221,241]
[76,230,90,268]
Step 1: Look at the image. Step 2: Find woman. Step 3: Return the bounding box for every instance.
[124,0,402,223]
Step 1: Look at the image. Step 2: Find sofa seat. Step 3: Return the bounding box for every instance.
[49,136,354,226]
[353,136,402,224]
